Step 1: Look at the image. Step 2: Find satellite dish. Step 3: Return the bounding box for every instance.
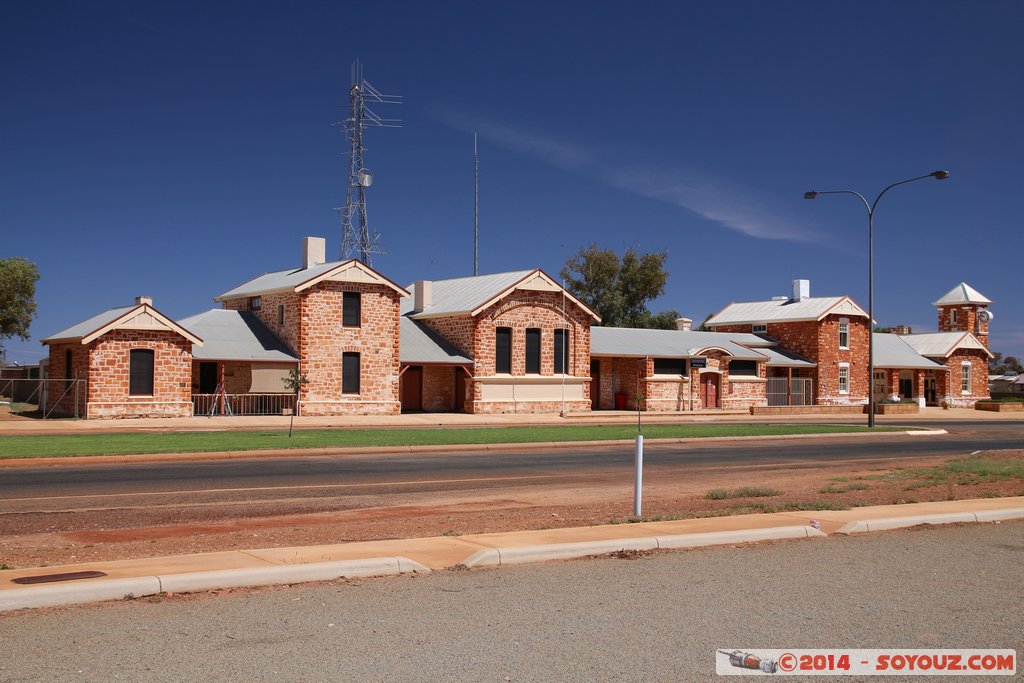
[357,169,373,187]
[979,310,993,323]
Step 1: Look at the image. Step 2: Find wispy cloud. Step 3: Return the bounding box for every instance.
[430,108,824,245]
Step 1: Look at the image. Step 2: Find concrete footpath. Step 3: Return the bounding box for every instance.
[2,496,1022,613]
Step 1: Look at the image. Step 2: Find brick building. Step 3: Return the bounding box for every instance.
[40,237,995,418]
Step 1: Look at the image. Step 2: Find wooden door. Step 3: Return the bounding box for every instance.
[590,360,601,410]
[453,368,466,412]
[402,366,423,411]
[700,373,719,408]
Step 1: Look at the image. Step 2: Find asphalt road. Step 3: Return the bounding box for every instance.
[2,421,1021,509]
[1,522,1020,682]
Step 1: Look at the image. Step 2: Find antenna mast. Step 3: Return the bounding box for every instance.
[338,60,401,266]
[474,134,479,276]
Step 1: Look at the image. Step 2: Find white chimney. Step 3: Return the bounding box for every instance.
[792,279,810,302]
[414,280,432,312]
[303,236,326,269]
[675,317,692,332]
[135,296,153,306]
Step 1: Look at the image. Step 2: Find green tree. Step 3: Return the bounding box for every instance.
[0,257,39,348]
[561,244,679,328]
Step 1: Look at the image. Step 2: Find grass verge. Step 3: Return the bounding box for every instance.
[0,423,900,459]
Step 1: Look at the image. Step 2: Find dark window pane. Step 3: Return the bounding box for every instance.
[65,349,73,380]
[653,358,687,375]
[525,328,541,374]
[342,352,360,393]
[495,327,512,374]
[277,305,285,326]
[729,360,758,376]
[343,292,361,327]
[129,349,155,395]
[248,296,261,311]
[554,329,568,374]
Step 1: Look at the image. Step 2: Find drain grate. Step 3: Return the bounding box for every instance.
[11,570,108,585]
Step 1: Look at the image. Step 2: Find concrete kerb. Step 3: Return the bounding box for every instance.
[835,507,1024,535]
[0,428,949,469]
[0,557,429,613]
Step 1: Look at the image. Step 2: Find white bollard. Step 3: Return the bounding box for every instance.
[633,434,644,517]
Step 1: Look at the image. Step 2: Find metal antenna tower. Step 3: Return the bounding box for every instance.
[337,61,401,266]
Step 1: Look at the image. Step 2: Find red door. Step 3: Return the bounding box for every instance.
[700,373,719,409]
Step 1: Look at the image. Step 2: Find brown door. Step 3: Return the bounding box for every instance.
[402,366,423,411]
[700,373,719,408]
[453,367,466,412]
[590,360,601,410]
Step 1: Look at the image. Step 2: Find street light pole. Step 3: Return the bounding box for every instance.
[804,170,949,427]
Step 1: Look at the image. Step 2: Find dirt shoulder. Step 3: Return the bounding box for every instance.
[3,450,1021,571]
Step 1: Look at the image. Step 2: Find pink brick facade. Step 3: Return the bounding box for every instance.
[47,330,193,418]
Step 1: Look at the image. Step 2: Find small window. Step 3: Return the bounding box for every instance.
[129,349,155,396]
[653,358,687,375]
[729,360,758,376]
[277,304,285,326]
[64,349,73,380]
[342,352,360,393]
[495,327,512,374]
[951,309,958,325]
[838,363,849,393]
[525,328,541,374]
[553,329,568,374]
[248,296,262,311]
[752,324,767,334]
[961,362,971,393]
[838,318,849,349]
[343,292,361,327]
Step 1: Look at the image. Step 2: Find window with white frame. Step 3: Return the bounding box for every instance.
[961,362,971,393]
[838,318,849,349]
[752,324,767,333]
[951,309,958,325]
[838,363,850,393]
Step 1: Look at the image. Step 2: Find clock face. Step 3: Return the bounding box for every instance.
[979,310,992,323]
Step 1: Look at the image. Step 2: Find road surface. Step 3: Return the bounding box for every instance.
[0,521,1020,681]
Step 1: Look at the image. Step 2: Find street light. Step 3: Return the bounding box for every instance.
[804,170,950,427]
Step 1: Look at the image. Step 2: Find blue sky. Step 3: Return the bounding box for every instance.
[3,1,1022,365]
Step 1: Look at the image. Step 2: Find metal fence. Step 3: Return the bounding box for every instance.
[192,393,297,416]
[0,378,88,418]
[767,377,813,406]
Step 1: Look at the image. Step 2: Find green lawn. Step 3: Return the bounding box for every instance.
[0,424,902,459]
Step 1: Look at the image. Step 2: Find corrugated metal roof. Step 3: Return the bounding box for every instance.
[590,327,764,360]
[872,334,944,369]
[43,306,137,343]
[932,282,992,306]
[706,296,866,325]
[218,261,345,299]
[402,271,534,318]
[754,346,817,368]
[399,317,473,365]
[178,309,298,362]
[898,331,991,358]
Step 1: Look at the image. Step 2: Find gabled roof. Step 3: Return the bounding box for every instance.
[872,334,945,369]
[177,309,298,362]
[590,327,764,360]
[933,282,992,306]
[216,259,410,301]
[898,331,994,359]
[706,295,868,326]
[403,269,600,321]
[43,303,203,346]
[399,318,473,365]
[753,346,817,368]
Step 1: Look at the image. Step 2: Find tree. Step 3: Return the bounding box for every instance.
[561,244,679,329]
[0,257,39,348]
[282,368,309,437]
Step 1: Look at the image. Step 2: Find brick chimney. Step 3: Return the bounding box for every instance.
[302,236,326,269]
[675,317,692,332]
[135,296,153,306]
[414,280,432,313]
[791,279,810,302]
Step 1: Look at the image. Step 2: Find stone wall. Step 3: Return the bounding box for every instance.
[84,329,193,418]
[222,291,301,356]
[298,281,401,415]
[942,349,991,407]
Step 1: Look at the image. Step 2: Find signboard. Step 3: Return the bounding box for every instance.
[690,357,708,369]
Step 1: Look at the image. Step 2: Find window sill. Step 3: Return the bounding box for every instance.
[728,376,765,383]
